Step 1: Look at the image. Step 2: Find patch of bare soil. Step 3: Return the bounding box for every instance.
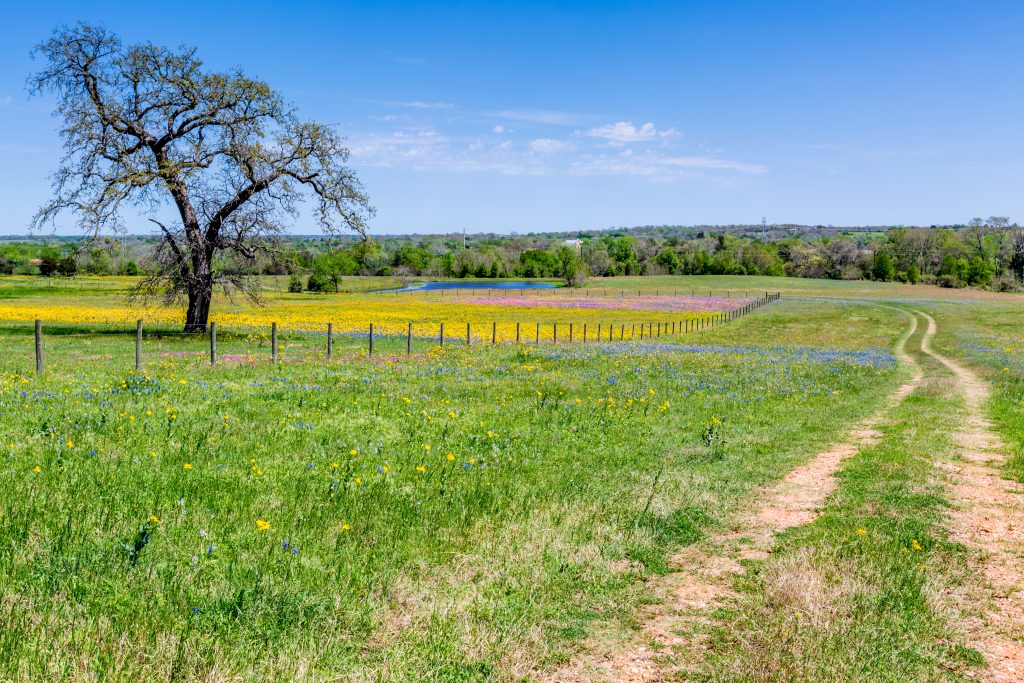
[916,312,1024,683]
[540,311,924,682]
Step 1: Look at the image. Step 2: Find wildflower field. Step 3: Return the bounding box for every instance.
[0,275,1022,681]
[0,276,756,342]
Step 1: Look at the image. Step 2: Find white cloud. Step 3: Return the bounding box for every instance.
[570,150,766,178]
[492,125,507,134]
[348,128,451,167]
[529,138,573,154]
[584,121,678,143]
[386,100,454,109]
[348,123,762,180]
[491,109,586,125]
[658,155,766,173]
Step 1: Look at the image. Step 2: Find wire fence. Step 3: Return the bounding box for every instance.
[18,292,781,373]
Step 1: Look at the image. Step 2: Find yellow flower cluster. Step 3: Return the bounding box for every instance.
[0,291,706,342]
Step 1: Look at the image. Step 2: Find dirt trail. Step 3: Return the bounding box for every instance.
[544,310,926,682]
[915,311,1024,683]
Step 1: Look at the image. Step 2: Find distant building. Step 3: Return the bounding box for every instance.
[562,239,582,251]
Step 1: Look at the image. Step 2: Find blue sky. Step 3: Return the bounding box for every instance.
[1,1,1023,235]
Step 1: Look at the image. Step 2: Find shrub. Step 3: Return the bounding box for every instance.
[871,252,895,281]
[936,274,963,288]
[57,255,78,277]
[287,274,304,293]
[307,270,333,293]
[38,254,59,277]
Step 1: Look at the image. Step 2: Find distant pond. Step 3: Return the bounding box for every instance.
[379,281,559,293]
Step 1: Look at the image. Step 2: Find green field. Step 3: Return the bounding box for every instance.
[0,275,1021,681]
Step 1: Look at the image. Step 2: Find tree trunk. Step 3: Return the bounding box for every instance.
[184,277,213,333]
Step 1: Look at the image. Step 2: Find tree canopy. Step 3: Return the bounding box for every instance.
[30,23,373,329]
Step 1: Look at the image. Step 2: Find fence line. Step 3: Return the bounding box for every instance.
[26,292,781,372]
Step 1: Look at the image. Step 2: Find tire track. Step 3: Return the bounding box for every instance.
[543,309,925,682]
[915,311,1024,682]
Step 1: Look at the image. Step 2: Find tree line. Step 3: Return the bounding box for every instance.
[6,217,1023,291]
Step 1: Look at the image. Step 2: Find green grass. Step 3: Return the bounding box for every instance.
[691,313,981,681]
[924,300,1024,484]
[0,275,1020,680]
[0,288,904,681]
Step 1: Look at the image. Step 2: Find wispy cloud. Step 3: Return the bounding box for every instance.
[348,129,451,167]
[584,121,678,143]
[529,138,574,154]
[0,96,12,109]
[350,124,765,180]
[490,109,588,126]
[385,100,455,109]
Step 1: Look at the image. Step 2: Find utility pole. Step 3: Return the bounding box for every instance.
[463,227,467,250]
[761,216,767,242]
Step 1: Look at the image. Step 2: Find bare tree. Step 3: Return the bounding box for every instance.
[823,238,859,279]
[30,23,372,331]
[985,217,1011,275]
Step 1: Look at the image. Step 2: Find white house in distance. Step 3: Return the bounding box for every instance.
[562,238,583,251]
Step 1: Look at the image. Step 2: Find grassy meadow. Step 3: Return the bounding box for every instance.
[0,275,1020,681]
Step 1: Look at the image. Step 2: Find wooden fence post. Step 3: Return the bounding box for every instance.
[209,322,217,365]
[407,323,412,354]
[327,322,333,358]
[34,319,42,374]
[553,322,558,344]
[369,323,374,357]
[466,322,471,347]
[271,322,278,362]
[536,322,540,345]
[492,321,497,345]
[440,323,445,347]
[583,323,587,343]
[135,319,142,372]
[569,322,573,343]
[516,322,521,343]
